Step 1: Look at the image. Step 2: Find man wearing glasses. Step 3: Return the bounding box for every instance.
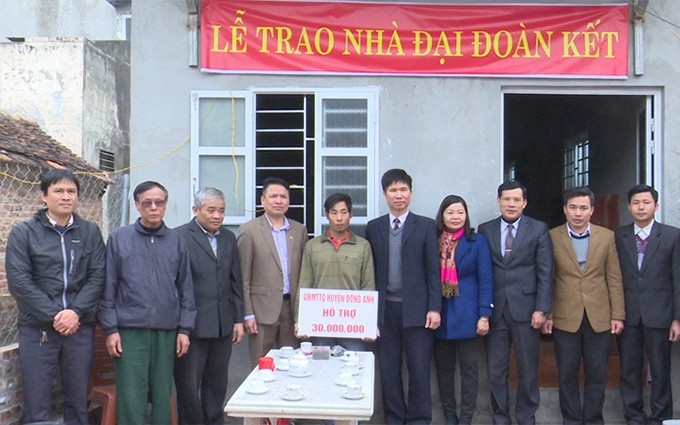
[99,181,196,424]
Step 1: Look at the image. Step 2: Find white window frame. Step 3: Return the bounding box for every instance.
[190,90,254,225]
[191,88,379,232]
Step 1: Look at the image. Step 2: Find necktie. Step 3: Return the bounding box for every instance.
[635,234,648,255]
[504,224,514,259]
[393,218,401,230]
[636,234,648,269]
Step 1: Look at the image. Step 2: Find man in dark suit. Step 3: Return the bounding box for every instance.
[237,177,308,367]
[615,184,680,425]
[365,168,441,424]
[478,181,553,425]
[175,187,244,425]
[543,186,625,425]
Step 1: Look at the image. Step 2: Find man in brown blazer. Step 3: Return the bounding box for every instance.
[237,177,308,367]
[542,186,625,425]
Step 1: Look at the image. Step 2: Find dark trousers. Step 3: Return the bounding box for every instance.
[486,307,540,425]
[18,325,94,425]
[618,322,672,425]
[434,336,483,425]
[553,315,612,425]
[379,300,434,425]
[115,328,177,425]
[175,335,233,425]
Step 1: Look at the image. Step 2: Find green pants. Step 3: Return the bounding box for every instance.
[115,328,177,425]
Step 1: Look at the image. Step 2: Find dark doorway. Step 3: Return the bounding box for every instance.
[504,94,650,231]
[503,93,652,389]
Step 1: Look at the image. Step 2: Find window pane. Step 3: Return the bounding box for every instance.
[199,155,245,217]
[199,98,245,147]
[322,99,368,148]
[322,157,368,216]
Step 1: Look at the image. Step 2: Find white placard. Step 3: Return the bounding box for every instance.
[297,288,378,339]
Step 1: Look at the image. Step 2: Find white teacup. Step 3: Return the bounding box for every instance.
[346,382,362,398]
[249,379,266,391]
[342,360,360,374]
[343,350,358,360]
[258,369,274,381]
[284,383,303,399]
[280,346,294,358]
[277,358,290,370]
[300,341,312,354]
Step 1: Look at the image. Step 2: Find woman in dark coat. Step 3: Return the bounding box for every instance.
[433,194,494,425]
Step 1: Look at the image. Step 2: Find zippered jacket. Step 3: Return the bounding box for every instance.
[98,219,196,335]
[6,209,106,327]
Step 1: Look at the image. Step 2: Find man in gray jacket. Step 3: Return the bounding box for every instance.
[98,181,195,425]
[6,169,106,425]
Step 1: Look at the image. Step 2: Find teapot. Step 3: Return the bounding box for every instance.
[289,352,310,374]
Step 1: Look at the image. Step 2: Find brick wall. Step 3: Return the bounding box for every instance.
[0,166,108,423]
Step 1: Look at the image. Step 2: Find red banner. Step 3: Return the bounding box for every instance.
[201,1,628,78]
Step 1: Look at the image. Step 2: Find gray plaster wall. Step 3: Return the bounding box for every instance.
[129,0,680,230]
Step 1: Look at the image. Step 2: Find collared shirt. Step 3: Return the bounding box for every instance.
[567,222,591,239]
[327,230,350,250]
[265,213,292,295]
[567,223,591,271]
[196,220,220,256]
[634,220,654,241]
[500,216,522,255]
[46,212,74,228]
[389,211,409,230]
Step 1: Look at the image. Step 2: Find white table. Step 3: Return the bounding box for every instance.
[225,350,375,425]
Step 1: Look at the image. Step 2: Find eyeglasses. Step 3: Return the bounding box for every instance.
[140,199,167,208]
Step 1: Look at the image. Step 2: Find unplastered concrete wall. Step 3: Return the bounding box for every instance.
[0,38,86,156]
[0,37,130,170]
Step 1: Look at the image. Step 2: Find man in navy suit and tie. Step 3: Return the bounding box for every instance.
[478,181,554,425]
[615,184,680,425]
[366,169,441,424]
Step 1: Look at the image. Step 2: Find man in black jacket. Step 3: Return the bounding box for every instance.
[6,169,106,425]
[174,187,244,425]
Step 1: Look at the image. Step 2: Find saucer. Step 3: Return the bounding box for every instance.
[282,392,304,401]
[288,370,312,378]
[246,386,269,395]
[334,378,353,386]
[340,355,359,362]
[277,364,290,371]
[341,391,365,400]
[258,373,276,382]
[341,368,361,376]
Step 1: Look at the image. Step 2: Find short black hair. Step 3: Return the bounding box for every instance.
[381,169,412,192]
[133,181,168,202]
[324,193,352,214]
[262,177,290,195]
[563,186,594,206]
[435,194,474,239]
[497,180,527,199]
[627,184,658,204]
[40,169,80,195]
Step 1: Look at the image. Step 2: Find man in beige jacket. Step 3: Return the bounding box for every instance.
[237,177,307,367]
[542,186,624,425]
